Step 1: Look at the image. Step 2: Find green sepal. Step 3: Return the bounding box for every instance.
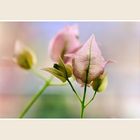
[43,58,72,82]
[92,73,108,93]
[43,67,67,82]
[58,57,72,77]
[16,50,34,69]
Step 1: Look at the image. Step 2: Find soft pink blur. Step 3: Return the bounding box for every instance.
[48,25,81,64]
[0,23,37,94]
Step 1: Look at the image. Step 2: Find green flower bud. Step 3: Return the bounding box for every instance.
[43,58,72,82]
[14,41,37,70]
[92,73,108,92]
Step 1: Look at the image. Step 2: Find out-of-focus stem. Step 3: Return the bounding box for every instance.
[19,77,52,118]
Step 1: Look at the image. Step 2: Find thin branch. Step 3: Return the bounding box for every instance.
[84,91,97,108]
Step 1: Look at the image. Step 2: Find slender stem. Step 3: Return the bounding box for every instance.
[19,77,52,118]
[80,104,84,118]
[80,79,88,118]
[80,67,90,118]
[59,57,82,116]
[59,58,81,103]
[84,91,97,108]
[80,41,92,118]
[81,66,91,118]
[67,78,82,103]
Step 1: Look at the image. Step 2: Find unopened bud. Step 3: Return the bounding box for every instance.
[92,73,108,92]
[14,41,37,70]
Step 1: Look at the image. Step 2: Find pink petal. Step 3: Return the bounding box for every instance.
[48,25,81,64]
[73,34,107,85]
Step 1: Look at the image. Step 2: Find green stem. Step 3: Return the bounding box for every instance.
[19,77,52,118]
[59,57,81,103]
[80,40,92,118]
[84,91,97,108]
[80,69,89,118]
[80,81,87,118]
[67,78,82,103]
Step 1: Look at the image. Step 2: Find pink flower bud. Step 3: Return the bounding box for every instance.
[72,34,108,86]
[48,25,81,64]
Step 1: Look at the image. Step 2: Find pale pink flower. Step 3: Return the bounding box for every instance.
[72,34,109,86]
[48,25,81,64]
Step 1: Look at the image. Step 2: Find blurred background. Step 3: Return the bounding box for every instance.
[0,21,140,118]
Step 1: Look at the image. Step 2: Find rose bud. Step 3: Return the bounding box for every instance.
[48,25,81,64]
[13,40,37,70]
[72,34,109,86]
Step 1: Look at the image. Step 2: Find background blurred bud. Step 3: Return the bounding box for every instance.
[72,34,108,86]
[92,73,108,92]
[14,40,37,70]
[48,25,81,64]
